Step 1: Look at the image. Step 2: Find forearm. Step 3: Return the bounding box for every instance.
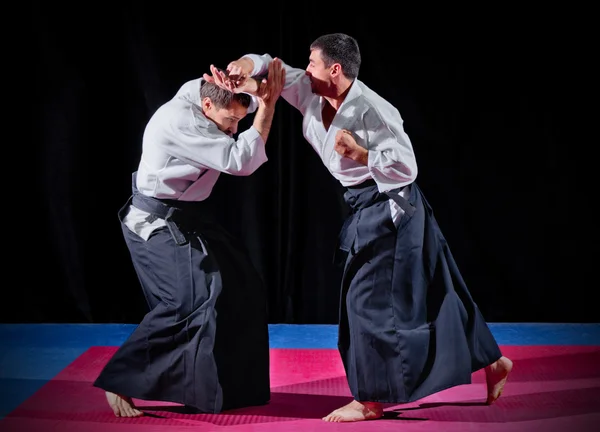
[252,102,276,144]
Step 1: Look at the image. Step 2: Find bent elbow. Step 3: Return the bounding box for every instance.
[223,154,266,176]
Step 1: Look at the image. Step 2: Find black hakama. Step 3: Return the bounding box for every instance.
[336,180,502,403]
[93,176,270,413]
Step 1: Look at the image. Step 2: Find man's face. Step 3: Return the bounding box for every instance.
[305,49,333,96]
[203,99,248,136]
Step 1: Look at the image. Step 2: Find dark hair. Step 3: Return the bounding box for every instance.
[310,33,361,79]
[200,81,251,109]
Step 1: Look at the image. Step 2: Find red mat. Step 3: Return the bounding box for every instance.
[2,346,599,431]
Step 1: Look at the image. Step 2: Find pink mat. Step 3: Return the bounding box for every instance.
[2,346,599,431]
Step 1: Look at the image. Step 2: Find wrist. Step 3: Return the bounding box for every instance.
[353,148,369,165]
[257,99,275,112]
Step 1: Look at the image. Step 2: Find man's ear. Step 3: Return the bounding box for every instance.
[330,63,342,77]
[201,97,212,112]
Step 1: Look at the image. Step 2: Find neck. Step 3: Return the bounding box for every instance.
[324,79,353,111]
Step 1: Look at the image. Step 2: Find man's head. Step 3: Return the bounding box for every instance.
[200,81,252,136]
[305,33,361,96]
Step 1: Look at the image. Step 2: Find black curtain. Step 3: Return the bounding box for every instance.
[25,3,595,325]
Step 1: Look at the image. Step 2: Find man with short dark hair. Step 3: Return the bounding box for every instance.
[209,33,512,423]
[93,60,286,417]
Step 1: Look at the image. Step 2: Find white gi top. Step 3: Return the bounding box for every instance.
[244,53,418,225]
[124,78,267,240]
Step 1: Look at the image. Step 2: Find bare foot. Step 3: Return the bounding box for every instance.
[322,400,383,422]
[485,356,513,405]
[105,391,144,417]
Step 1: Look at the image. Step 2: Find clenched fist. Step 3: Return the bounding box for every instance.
[334,129,368,165]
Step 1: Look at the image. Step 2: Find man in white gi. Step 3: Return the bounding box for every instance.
[207,33,513,422]
[93,60,286,417]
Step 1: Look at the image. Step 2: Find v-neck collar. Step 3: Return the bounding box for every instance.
[318,79,367,162]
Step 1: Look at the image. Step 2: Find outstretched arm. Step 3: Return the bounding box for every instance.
[205,54,314,115]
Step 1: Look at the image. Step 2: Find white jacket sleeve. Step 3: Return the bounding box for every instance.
[364,102,418,191]
[162,125,267,176]
[150,100,268,176]
[243,53,314,115]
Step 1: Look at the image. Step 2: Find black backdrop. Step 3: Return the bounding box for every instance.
[25,3,595,325]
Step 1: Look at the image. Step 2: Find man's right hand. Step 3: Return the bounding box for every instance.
[203,56,255,92]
